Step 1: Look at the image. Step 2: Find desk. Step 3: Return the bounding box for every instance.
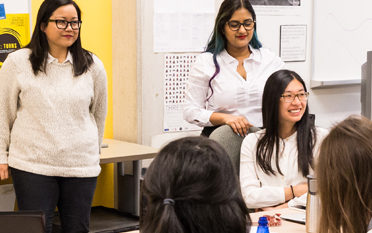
[100,139,158,215]
[122,208,305,233]
[100,139,158,164]
[250,208,306,233]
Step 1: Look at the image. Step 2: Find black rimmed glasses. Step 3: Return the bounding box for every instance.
[227,19,255,31]
[48,19,82,30]
[281,92,309,103]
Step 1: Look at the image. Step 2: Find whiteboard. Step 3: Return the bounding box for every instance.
[312,0,372,82]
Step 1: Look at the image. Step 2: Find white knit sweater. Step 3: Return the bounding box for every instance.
[0,48,107,177]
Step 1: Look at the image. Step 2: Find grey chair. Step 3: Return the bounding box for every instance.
[209,125,260,176]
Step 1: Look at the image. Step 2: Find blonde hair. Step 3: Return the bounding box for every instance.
[317,115,372,233]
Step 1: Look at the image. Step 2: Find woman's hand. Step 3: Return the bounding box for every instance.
[0,164,9,180]
[210,112,253,136]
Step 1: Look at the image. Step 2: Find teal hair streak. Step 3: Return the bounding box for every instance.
[249,30,262,49]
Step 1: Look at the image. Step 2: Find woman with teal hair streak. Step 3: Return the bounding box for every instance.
[184,0,284,137]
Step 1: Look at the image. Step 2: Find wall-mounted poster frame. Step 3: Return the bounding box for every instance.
[279,24,306,62]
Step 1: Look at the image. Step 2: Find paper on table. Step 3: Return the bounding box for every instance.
[280,212,306,224]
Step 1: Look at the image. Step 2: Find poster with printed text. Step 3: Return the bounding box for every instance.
[0,13,30,68]
[163,53,202,132]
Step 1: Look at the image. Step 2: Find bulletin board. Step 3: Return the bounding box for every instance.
[311,0,372,82]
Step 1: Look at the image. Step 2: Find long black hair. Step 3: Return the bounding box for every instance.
[141,136,251,233]
[256,69,316,176]
[26,0,93,76]
[205,0,262,100]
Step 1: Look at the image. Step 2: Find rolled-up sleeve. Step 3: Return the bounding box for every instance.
[0,54,20,164]
[183,54,214,127]
[240,133,285,208]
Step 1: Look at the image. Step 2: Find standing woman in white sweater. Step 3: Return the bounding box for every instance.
[0,0,107,232]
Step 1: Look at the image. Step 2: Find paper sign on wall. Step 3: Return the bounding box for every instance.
[163,53,202,132]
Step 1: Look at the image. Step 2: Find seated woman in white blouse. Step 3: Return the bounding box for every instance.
[183,0,284,137]
[239,69,328,210]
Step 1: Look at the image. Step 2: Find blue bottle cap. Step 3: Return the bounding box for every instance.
[258,216,268,226]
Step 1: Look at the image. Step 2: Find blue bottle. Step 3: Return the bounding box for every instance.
[256,216,270,233]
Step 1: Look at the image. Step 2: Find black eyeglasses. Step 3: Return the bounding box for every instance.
[281,92,309,103]
[227,19,255,31]
[48,19,82,30]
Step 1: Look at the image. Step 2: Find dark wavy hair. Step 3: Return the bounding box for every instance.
[26,0,93,76]
[256,69,316,176]
[141,136,251,233]
[317,116,372,233]
[205,0,262,100]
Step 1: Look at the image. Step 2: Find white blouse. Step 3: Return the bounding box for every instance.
[183,47,284,128]
[239,127,329,208]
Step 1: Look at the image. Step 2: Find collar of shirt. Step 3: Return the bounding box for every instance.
[47,51,73,65]
[220,45,262,65]
[282,131,297,142]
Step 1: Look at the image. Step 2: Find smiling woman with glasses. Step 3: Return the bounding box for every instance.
[0,0,107,232]
[240,69,328,210]
[184,0,284,139]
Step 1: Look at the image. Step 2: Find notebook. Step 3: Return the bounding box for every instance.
[280,212,306,224]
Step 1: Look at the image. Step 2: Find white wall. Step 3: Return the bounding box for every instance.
[138,0,361,148]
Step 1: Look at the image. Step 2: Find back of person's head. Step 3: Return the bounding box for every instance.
[257,69,315,176]
[141,136,251,233]
[206,0,261,54]
[317,115,372,233]
[27,0,92,76]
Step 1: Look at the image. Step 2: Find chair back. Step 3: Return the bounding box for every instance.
[209,125,260,176]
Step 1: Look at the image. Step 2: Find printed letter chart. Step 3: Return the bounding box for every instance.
[163,54,201,132]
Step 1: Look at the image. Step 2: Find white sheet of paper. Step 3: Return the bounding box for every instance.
[1,0,29,13]
[154,0,214,13]
[280,25,307,62]
[154,0,215,52]
[163,54,202,132]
